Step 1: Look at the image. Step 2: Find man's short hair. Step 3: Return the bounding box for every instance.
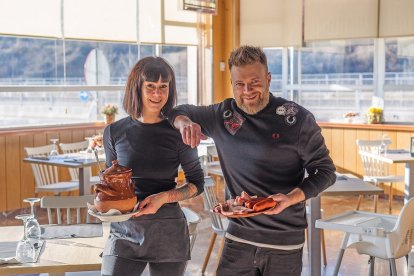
[228,45,268,71]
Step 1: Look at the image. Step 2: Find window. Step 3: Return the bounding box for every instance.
[384,37,414,122]
[0,36,197,128]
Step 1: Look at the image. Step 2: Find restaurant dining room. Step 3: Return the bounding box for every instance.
[1,0,414,275]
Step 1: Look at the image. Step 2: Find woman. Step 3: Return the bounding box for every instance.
[101,56,204,276]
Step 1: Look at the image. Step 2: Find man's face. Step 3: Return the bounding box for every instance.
[230,62,271,115]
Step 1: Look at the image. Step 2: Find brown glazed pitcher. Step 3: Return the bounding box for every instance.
[94,160,137,213]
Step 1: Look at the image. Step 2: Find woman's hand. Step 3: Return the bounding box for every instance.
[132,193,167,217]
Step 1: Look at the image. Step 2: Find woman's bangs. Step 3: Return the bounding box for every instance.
[142,63,172,83]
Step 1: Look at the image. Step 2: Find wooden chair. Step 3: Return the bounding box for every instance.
[25,145,79,196]
[201,176,228,274]
[356,139,404,213]
[40,195,95,224]
[59,141,101,187]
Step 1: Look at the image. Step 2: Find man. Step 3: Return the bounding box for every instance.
[170,45,336,275]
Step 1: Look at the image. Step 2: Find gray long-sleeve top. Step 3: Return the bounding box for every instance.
[170,94,336,245]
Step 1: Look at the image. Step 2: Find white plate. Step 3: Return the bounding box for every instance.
[87,202,139,222]
[87,209,139,222]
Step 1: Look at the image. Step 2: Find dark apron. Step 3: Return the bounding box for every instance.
[102,203,190,263]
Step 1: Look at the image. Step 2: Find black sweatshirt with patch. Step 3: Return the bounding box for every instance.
[170,94,336,245]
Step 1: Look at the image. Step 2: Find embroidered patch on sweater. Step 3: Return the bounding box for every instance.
[223,109,245,135]
[276,103,299,126]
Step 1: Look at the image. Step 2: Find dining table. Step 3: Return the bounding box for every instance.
[24,154,105,195]
[204,162,384,276]
[361,150,414,204]
[0,223,108,276]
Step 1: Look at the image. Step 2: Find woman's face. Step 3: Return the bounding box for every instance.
[141,77,169,116]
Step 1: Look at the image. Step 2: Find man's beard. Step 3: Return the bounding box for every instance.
[236,92,270,115]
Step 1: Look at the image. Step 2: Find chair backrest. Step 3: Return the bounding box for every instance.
[60,140,88,153]
[41,195,95,224]
[181,207,201,252]
[202,176,227,235]
[25,145,60,187]
[59,141,89,180]
[356,139,392,178]
[389,197,414,258]
[206,145,218,162]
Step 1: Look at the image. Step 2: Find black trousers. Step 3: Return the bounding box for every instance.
[216,238,303,276]
[101,255,187,276]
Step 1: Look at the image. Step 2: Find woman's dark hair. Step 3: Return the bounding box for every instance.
[123,56,177,118]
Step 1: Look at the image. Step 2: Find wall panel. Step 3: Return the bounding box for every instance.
[0,137,6,211]
[321,123,414,197]
[331,129,344,170]
[342,129,357,173]
[6,136,21,210]
[0,123,105,212]
[20,135,35,201]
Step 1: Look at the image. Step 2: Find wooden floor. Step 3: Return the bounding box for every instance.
[1,191,414,276]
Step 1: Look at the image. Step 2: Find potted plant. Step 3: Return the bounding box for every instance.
[366,107,383,124]
[101,104,118,124]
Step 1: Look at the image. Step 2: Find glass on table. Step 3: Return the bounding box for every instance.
[85,137,95,159]
[15,214,36,263]
[379,134,390,155]
[23,198,41,248]
[49,138,59,156]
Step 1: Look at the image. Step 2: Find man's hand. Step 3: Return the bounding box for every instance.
[263,193,292,215]
[132,193,166,217]
[264,188,305,215]
[174,115,207,148]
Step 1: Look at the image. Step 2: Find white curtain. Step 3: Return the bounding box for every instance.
[240,0,303,47]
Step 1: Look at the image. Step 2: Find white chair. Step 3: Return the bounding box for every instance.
[41,195,95,224]
[356,139,404,213]
[59,141,101,186]
[201,176,228,274]
[206,145,218,161]
[181,207,201,252]
[331,197,414,276]
[181,207,201,276]
[25,145,79,196]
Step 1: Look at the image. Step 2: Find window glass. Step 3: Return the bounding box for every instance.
[0,36,63,85]
[139,45,156,59]
[161,45,189,104]
[297,39,374,122]
[65,40,138,85]
[384,37,414,122]
[263,48,282,97]
[0,35,196,128]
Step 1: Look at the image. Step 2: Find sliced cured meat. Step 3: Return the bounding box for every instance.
[244,197,266,209]
[232,205,253,214]
[214,202,253,216]
[213,191,276,217]
[241,191,252,201]
[234,196,246,206]
[252,198,277,212]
